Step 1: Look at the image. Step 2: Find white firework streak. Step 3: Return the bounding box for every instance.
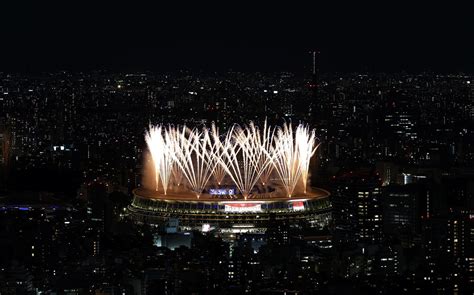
[271,123,303,198]
[220,123,273,199]
[159,127,174,194]
[209,123,227,186]
[171,162,184,187]
[219,125,246,197]
[244,121,275,188]
[169,126,216,198]
[145,125,174,194]
[145,125,161,191]
[295,124,320,193]
[257,120,276,186]
[145,121,319,199]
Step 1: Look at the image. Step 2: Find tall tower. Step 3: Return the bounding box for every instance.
[311,51,318,80]
[469,80,474,119]
[310,50,319,94]
[309,50,320,122]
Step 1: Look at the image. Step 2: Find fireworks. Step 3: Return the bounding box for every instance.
[271,123,302,198]
[145,125,174,195]
[296,125,320,194]
[145,121,319,199]
[210,124,227,186]
[168,126,215,198]
[258,121,276,186]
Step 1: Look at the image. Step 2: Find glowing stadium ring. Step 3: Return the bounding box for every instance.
[127,187,331,229]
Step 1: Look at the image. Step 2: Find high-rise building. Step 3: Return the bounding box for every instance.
[447,209,474,292]
[382,184,420,242]
[331,169,383,244]
[266,214,290,246]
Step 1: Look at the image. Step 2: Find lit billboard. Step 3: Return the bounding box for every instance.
[224,203,262,213]
[209,188,236,195]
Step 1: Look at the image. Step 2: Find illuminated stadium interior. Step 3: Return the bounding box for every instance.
[128,121,331,230]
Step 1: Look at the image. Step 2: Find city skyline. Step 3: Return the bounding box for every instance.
[1,3,474,294]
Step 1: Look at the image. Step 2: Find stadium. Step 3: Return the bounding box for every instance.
[128,122,332,231]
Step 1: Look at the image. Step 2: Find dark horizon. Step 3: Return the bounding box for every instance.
[2,47,474,75]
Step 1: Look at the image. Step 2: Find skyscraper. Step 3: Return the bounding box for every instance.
[331,169,383,244]
[447,209,474,292]
[382,184,420,247]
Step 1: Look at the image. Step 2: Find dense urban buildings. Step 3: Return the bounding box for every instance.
[0,70,473,294]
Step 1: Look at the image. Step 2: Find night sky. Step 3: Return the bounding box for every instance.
[0,2,473,73]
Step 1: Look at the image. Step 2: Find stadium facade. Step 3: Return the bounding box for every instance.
[128,187,331,232]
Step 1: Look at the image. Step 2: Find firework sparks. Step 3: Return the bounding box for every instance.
[145,121,319,199]
[209,123,227,186]
[296,124,320,193]
[171,162,184,187]
[257,120,276,186]
[271,123,303,198]
[220,124,271,199]
[145,125,174,194]
[171,126,216,198]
